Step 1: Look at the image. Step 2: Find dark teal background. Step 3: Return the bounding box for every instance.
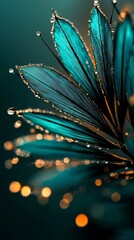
[0,0,134,239]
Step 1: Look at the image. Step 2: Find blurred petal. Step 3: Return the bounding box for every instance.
[125,46,134,128]
[123,118,134,157]
[114,15,134,128]
[13,134,104,160]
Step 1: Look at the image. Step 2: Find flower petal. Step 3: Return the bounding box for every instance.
[15,109,116,147]
[18,65,116,137]
[89,7,114,106]
[123,118,134,158]
[13,134,104,161]
[114,15,134,128]
[13,108,131,161]
[51,12,100,99]
[125,46,134,128]
[30,165,95,192]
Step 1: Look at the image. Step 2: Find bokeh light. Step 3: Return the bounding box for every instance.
[41,187,52,198]
[111,192,121,203]
[21,186,31,197]
[95,179,102,187]
[75,214,89,228]
[9,181,21,193]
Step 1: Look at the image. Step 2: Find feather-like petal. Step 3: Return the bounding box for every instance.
[18,65,117,137]
[13,134,104,160]
[13,109,131,162]
[15,109,118,147]
[51,12,100,99]
[89,7,114,107]
[125,46,134,128]
[114,15,134,128]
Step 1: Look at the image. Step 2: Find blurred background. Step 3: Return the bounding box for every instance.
[0,0,134,239]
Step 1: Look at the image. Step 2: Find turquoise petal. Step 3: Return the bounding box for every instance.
[23,111,97,143]
[125,46,134,128]
[19,65,116,137]
[14,110,129,161]
[123,118,134,157]
[89,7,114,107]
[114,15,134,128]
[13,135,103,160]
[52,13,99,99]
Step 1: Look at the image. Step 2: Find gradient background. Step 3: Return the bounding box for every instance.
[0,0,134,239]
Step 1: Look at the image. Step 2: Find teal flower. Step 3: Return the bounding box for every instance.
[8,3,134,174]
[5,3,134,239]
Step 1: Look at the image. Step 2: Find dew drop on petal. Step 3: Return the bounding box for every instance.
[36,31,41,37]
[94,0,99,6]
[9,68,15,74]
[14,120,22,128]
[7,107,16,115]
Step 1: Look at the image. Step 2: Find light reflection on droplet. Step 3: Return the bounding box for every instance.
[36,133,43,140]
[7,107,16,115]
[75,214,89,228]
[9,181,21,193]
[9,68,15,74]
[94,0,98,6]
[113,0,117,3]
[63,157,70,164]
[36,31,41,37]
[14,120,22,128]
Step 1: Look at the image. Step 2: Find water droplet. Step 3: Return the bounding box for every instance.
[7,107,16,115]
[14,120,22,128]
[36,31,41,37]
[94,0,99,6]
[113,0,117,3]
[50,14,55,23]
[9,68,15,74]
[87,144,90,148]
